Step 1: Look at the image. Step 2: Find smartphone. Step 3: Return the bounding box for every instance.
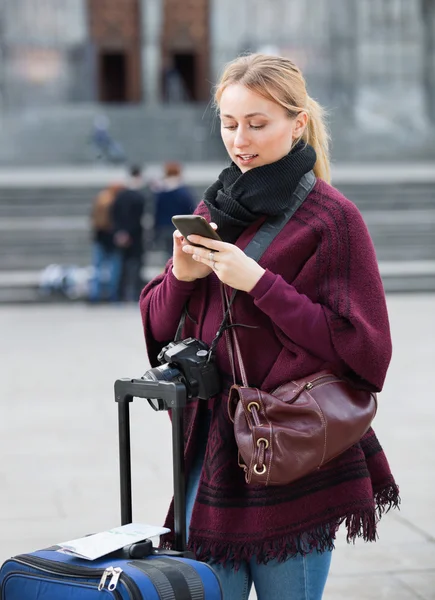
[171,215,222,248]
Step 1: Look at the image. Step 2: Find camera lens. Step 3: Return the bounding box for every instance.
[142,364,185,410]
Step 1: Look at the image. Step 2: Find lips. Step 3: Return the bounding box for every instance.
[236,153,259,167]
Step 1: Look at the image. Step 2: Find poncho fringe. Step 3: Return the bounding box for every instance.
[161,481,400,569]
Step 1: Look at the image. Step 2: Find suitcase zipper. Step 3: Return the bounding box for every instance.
[3,556,141,599]
[100,567,123,591]
[1,569,122,599]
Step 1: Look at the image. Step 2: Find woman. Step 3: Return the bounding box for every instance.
[140,54,399,600]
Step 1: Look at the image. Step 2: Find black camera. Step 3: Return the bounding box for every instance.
[142,338,221,410]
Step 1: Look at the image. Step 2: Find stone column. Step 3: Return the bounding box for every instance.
[209,0,249,84]
[140,0,163,104]
[0,1,6,112]
[422,0,435,125]
[328,0,358,122]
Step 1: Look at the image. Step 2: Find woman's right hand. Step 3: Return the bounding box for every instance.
[172,223,218,282]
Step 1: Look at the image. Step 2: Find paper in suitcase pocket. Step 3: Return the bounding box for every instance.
[57,523,170,560]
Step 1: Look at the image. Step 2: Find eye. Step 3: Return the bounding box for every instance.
[222,124,237,131]
[250,124,265,130]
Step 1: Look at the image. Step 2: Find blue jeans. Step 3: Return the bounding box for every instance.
[119,255,143,302]
[186,449,332,600]
[89,243,122,302]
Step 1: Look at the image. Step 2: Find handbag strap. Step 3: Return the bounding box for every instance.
[221,285,248,386]
[243,170,315,262]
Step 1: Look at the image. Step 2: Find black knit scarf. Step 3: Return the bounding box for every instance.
[203,141,317,243]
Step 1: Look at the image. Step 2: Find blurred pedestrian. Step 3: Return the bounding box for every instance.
[89,182,124,302]
[90,114,126,164]
[163,62,189,102]
[154,162,197,260]
[112,165,145,301]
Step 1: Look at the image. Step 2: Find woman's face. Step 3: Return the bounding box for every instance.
[219,83,307,173]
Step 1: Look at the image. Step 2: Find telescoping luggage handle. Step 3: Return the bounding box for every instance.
[115,378,188,553]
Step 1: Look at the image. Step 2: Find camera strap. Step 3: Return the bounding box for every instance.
[243,170,315,262]
[174,305,197,342]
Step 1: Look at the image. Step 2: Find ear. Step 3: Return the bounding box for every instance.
[292,111,308,140]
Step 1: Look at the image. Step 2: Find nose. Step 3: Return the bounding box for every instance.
[234,125,250,149]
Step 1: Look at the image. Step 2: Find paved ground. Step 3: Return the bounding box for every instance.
[1,294,434,598]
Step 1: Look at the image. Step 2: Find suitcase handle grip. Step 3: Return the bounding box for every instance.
[115,379,187,552]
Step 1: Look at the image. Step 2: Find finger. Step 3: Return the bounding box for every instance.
[186,235,226,251]
[183,243,211,259]
[193,247,220,265]
[192,251,215,269]
[174,232,188,247]
[182,244,212,259]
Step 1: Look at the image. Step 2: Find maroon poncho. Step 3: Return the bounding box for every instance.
[139,178,399,566]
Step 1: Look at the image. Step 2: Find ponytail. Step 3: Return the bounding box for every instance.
[302,96,331,184]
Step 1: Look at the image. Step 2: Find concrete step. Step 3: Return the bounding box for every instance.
[0,211,433,270]
[0,181,434,209]
[1,260,434,303]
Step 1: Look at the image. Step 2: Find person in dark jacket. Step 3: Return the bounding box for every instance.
[112,165,145,301]
[139,54,399,600]
[154,162,197,260]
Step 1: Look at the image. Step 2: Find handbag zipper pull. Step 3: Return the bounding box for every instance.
[98,567,114,591]
[108,567,123,591]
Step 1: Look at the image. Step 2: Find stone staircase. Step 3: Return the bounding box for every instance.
[0,164,434,302]
[0,105,226,167]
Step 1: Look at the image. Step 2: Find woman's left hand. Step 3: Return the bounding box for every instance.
[182,234,265,292]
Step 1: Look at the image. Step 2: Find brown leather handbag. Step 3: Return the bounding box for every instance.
[225,309,377,487]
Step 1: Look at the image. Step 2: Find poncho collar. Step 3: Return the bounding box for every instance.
[203,140,316,243]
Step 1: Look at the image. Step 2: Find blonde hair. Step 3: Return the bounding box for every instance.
[214,54,331,183]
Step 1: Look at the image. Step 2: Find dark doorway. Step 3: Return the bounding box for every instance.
[173,53,197,101]
[99,52,127,102]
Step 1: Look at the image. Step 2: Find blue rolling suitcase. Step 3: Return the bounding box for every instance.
[0,378,223,599]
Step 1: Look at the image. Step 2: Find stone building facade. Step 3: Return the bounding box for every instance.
[1,0,434,119]
[209,0,434,130]
[87,0,142,102]
[1,0,89,107]
[0,0,434,164]
[161,0,210,101]
[0,0,211,109]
